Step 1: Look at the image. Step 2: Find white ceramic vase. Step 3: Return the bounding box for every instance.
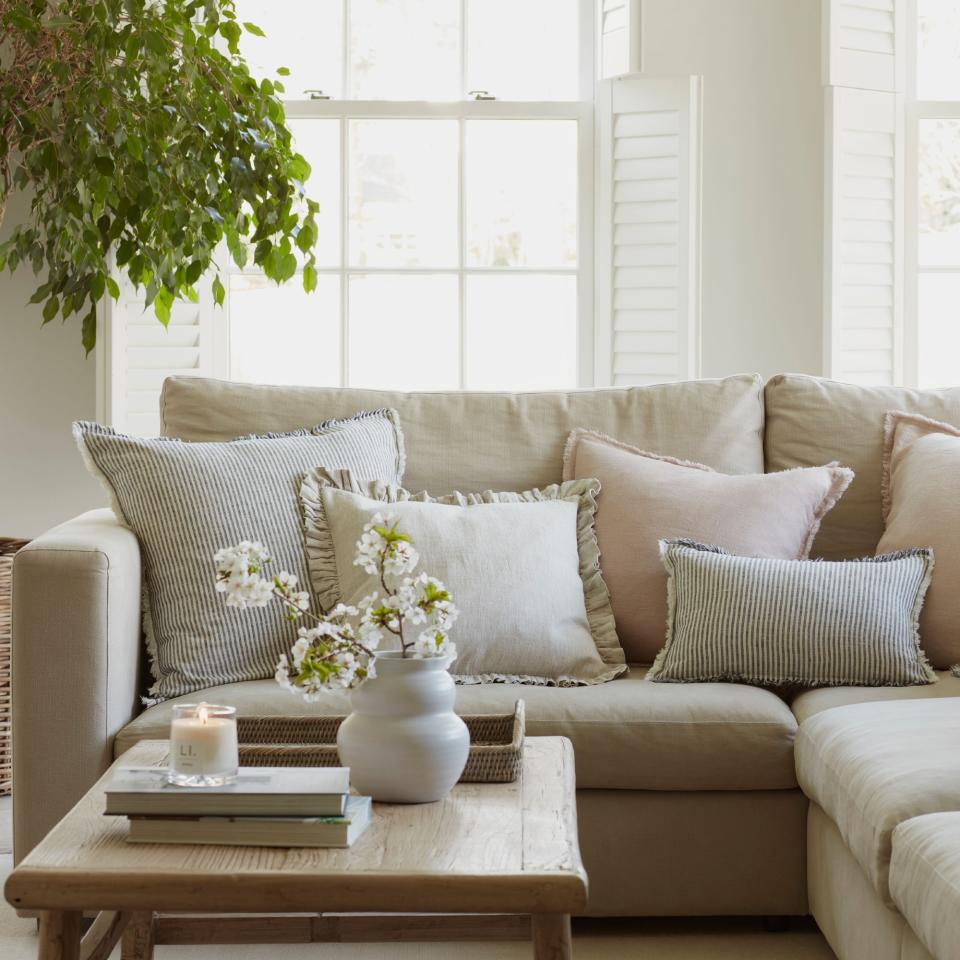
[336,652,469,803]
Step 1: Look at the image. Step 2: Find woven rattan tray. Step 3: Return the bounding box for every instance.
[236,700,525,783]
[0,538,28,797]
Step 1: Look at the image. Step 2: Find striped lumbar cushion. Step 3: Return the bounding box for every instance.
[649,539,936,687]
[74,411,405,701]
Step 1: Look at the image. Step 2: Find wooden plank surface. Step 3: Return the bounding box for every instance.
[154,913,532,944]
[5,737,587,915]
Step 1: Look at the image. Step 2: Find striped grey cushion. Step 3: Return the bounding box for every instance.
[74,411,405,701]
[649,539,936,687]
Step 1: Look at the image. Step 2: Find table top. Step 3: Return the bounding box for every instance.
[5,736,587,916]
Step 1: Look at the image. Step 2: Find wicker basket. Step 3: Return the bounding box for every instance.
[236,700,525,784]
[0,539,28,797]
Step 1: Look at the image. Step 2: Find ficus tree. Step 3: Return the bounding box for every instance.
[0,0,319,353]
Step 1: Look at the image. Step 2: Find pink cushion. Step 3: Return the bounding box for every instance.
[877,412,960,669]
[562,429,853,663]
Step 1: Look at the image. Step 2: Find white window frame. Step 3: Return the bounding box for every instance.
[903,0,960,386]
[220,0,597,390]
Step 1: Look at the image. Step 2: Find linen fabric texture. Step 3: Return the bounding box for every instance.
[159,374,768,491]
[562,428,854,663]
[890,812,960,960]
[877,411,960,669]
[299,468,627,686]
[73,412,406,701]
[650,539,936,687]
[796,698,960,905]
[764,374,960,560]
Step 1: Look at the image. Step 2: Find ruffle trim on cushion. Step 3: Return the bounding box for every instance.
[299,467,628,682]
[453,664,627,687]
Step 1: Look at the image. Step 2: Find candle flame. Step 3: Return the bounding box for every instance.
[198,703,209,725]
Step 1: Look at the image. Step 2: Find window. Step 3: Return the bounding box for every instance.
[100,2,703,434]
[909,0,960,386]
[224,0,593,392]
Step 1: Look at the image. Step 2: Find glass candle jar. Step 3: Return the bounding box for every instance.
[168,703,239,787]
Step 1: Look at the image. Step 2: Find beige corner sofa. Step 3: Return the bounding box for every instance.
[12,373,960,958]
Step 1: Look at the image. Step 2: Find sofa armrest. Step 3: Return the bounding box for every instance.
[12,509,142,862]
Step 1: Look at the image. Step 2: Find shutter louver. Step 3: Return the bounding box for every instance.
[596,75,701,386]
[825,86,902,386]
[104,279,224,435]
[822,0,904,385]
[598,0,642,80]
[824,0,905,93]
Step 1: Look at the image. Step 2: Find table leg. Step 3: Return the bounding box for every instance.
[121,911,155,960]
[37,911,82,960]
[531,913,572,960]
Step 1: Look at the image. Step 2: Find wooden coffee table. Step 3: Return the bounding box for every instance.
[5,736,586,960]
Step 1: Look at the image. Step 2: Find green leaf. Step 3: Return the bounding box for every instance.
[243,22,266,37]
[82,308,97,355]
[154,287,173,326]
[295,222,316,253]
[185,259,204,284]
[105,276,120,299]
[302,263,317,293]
[276,66,290,76]
[42,297,59,324]
[212,275,225,306]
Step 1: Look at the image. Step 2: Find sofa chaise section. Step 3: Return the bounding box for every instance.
[890,812,960,960]
[796,698,960,906]
[797,698,960,960]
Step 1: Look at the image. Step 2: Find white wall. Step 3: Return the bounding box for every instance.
[0,189,106,538]
[642,0,823,379]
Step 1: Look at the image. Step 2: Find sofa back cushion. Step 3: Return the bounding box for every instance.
[161,374,766,494]
[764,375,960,559]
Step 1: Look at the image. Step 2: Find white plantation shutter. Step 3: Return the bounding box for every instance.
[824,87,903,385]
[598,0,642,80]
[823,0,904,385]
[823,0,905,93]
[595,75,702,386]
[101,279,226,436]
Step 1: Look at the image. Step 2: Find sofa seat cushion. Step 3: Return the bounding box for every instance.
[790,670,960,724]
[890,812,960,960]
[795,698,960,904]
[115,667,799,791]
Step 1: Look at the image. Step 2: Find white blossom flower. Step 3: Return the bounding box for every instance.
[275,654,294,692]
[413,628,457,661]
[219,513,456,702]
[383,539,419,576]
[358,618,383,649]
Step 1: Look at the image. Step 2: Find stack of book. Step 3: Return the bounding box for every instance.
[105,766,371,848]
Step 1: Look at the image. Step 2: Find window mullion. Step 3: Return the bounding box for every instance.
[458,116,467,389]
[340,116,350,388]
[343,0,351,100]
[460,0,468,99]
